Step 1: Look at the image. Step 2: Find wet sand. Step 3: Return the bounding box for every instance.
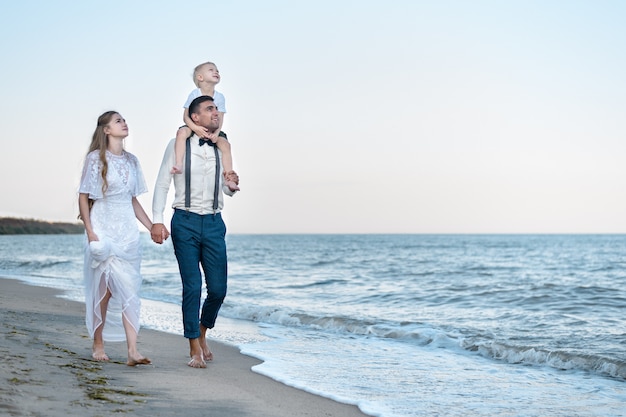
[0,278,368,416]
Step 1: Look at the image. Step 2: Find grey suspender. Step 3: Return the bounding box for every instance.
[184,137,191,209]
[184,137,221,211]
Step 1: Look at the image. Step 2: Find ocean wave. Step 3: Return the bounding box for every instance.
[310,258,343,267]
[280,278,349,289]
[223,304,437,344]
[223,304,626,380]
[0,258,73,273]
[462,339,626,380]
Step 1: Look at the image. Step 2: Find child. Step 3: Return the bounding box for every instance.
[171,61,239,191]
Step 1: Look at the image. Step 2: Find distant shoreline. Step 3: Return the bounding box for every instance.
[0,217,84,235]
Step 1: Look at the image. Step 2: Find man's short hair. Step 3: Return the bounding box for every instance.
[188,95,214,119]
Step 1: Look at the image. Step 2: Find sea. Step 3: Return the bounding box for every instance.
[0,233,625,417]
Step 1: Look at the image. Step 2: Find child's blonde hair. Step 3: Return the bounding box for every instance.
[193,61,216,87]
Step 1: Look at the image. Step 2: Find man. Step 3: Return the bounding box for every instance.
[151,95,239,368]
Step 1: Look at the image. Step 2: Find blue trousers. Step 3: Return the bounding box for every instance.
[171,209,227,339]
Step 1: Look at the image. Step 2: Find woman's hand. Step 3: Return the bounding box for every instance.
[151,223,169,244]
[87,231,99,242]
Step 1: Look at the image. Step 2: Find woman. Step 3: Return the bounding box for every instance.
[78,111,153,366]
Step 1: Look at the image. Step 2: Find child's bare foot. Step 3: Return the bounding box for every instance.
[225,179,240,192]
[170,164,183,175]
[224,171,240,191]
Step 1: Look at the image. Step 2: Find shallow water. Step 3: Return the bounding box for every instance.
[1,234,625,416]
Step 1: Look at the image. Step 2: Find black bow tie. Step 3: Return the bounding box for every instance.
[199,138,214,147]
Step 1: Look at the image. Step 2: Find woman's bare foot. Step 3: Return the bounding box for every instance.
[127,353,152,366]
[92,343,109,361]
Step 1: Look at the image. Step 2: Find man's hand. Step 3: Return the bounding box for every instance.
[151,223,170,244]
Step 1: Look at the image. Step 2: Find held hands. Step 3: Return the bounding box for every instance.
[192,125,218,143]
[150,223,170,244]
[225,170,239,185]
[205,131,219,143]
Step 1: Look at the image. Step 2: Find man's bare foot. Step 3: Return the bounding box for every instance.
[199,338,214,362]
[187,354,206,368]
[170,164,183,175]
[92,346,109,361]
[127,353,152,366]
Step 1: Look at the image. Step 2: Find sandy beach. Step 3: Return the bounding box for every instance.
[0,277,368,417]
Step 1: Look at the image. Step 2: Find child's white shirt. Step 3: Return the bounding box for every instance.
[184,88,227,113]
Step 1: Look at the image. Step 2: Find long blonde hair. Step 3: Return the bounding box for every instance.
[78,111,119,219]
[87,111,120,195]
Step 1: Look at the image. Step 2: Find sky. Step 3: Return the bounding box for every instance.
[1,0,625,234]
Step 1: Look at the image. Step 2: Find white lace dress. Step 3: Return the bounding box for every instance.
[79,150,148,342]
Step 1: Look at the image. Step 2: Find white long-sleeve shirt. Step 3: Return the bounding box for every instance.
[152,137,236,224]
